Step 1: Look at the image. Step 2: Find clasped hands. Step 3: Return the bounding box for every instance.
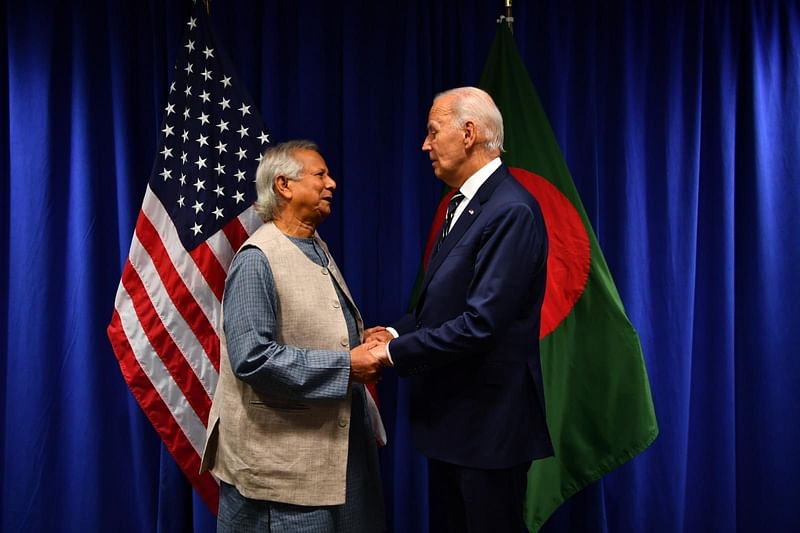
[349,326,394,384]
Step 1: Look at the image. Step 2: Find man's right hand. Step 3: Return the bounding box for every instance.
[363,326,394,344]
[350,340,383,384]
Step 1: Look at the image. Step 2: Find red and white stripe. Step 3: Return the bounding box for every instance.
[107,186,257,513]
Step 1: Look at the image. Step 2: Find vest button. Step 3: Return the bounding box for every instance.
[338,419,348,428]
[332,301,340,309]
[321,268,329,275]
[340,337,348,347]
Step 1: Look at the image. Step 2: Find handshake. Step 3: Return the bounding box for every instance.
[349,326,395,384]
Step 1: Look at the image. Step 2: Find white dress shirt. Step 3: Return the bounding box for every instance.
[446,157,501,232]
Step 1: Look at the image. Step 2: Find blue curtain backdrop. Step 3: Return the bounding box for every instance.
[2,0,799,532]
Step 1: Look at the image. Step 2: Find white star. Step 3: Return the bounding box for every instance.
[187,17,197,30]
[191,222,203,236]
[183,107,191,120]
[219,97,231,110]
[237,125,249,138]
[160,146,173,159]
[214,162,225,175]
[195,156,207,169]
[198,112,210,125]
[235,169,247,182]
[179,173,187,185]
[212,206,224,219]
[238,103,251,116]
[221,75,232,88]
[185,39,195,52]
[215,141,227,154]
[199,90,211,103]
[197,134,209,147]
[159,168,172,180]
[177,195,185,207]
[184,86,192,97]
[170,82,176,93]
[201,69,213,81]
[203,46,215,59]
[216,119,229,132]
[184,63,194,75]
[236,147,247,160]
[181,129,189,142]
[192,200,203,213]
[194,178,206,192]
[165,103,175,115]
[180,152,188,164]
[258,132,270,144]
[233,191,245,203]
[214,185,225,197]
[162,124,174,137]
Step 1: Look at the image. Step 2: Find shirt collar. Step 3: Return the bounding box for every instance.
[458,157,502,201]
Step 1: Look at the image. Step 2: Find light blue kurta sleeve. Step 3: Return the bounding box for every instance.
[222,246,351,401]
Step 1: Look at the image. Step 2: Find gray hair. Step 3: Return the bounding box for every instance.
[436,86,504,153]
[253,140,319,221]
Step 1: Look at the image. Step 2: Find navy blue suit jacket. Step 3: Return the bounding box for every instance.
[391,164,553,469]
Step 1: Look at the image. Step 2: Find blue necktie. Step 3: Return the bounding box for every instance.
[437,192,464,251]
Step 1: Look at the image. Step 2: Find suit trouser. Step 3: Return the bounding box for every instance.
[428,458,532,533]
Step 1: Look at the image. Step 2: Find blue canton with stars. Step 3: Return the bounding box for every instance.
[150,7,269,251]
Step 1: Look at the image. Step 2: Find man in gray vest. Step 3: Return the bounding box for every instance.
[201,140,386,532]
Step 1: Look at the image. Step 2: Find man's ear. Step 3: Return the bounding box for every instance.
[275,175,292,200]
[463,120,477,149]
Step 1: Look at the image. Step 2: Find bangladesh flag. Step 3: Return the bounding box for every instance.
[415,22,659,531]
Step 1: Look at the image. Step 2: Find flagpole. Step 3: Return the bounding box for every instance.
[502,0,514,33]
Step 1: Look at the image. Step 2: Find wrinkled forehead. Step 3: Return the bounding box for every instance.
[428,96,456,126]
[294,148,327,172]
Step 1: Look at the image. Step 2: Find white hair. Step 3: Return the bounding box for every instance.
[253,140,319,221]
[436,86,505,153]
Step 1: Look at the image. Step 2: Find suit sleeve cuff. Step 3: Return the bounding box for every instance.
[385,340,395,366]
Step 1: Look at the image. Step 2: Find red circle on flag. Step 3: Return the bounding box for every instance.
[509,167,591,339]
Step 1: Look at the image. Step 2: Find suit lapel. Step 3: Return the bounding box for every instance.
[418,166,510,299]
[423,199,481,286]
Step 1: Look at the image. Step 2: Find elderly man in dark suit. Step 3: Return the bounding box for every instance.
[367,87,552,533]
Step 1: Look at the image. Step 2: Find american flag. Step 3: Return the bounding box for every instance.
[107,2,268,512]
